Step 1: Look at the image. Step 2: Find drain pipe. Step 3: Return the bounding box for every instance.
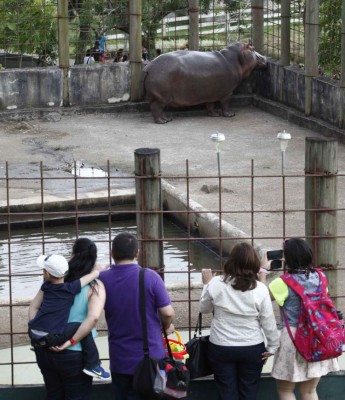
[134,148,164,276]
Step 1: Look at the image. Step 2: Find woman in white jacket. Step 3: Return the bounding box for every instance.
[200,242,279,400]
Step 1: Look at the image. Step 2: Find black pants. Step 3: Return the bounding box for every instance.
[208,341,266,400]
[34,347,93,400]
[29,322,99,369]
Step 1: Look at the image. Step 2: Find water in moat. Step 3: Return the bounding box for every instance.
[0,218,221,301]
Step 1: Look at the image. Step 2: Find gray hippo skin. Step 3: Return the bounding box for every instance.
[142,42,266,124]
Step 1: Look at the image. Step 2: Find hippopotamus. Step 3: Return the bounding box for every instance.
[141,42,266,124]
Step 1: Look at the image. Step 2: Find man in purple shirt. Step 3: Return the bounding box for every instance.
[99,232,175,400]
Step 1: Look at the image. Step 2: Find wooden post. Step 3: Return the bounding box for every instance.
[305,137,338,301]
[57,0,69,106]
[304,0,319,116]
[339,1,345,128]
[188,0,199,51]
[252,0,264,54]
[280,0,290,66]
[129,0,142,101]
[134,148,164,274]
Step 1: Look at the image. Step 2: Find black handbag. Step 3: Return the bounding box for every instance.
[133,268,190,399]
[185,313,213,379]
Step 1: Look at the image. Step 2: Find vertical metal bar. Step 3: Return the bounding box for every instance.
[73,161,79,237]
[40,162,46,254]
[282,166,286,241]
[186,159,192,339]
[107,160,112,266]
[218,155,223,260]
[6,162,14,385]
[251,159,254,246]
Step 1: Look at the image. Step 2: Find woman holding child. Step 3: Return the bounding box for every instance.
[29,238,107,400]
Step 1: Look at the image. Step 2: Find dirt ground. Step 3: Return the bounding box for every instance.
[1,104,345,348]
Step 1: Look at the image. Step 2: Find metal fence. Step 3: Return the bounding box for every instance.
[0,0,341,76]
[1,157,345,385]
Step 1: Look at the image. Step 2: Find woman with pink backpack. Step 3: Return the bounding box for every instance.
[267,238,340,400]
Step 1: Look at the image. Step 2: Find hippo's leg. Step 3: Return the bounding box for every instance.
[150,101,172,124]
[206,102,220,117]
[220,98,235,118]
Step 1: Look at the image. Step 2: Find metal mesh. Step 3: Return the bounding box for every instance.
[1,159,345,384]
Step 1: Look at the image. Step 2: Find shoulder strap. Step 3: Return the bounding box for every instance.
[193,312,203,338]
[139,268,149,355]
[139,268,175,361]
[280,273,305,297]
[281,307,297,346]
[315,268,327,290]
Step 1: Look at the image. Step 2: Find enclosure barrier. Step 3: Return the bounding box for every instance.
[1,144,345,390]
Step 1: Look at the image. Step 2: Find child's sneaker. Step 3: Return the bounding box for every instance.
[83,365,111,380]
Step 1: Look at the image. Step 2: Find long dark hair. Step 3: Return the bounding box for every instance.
[65,238,98,291]
[223,242,260,291]
[283,238,313,274]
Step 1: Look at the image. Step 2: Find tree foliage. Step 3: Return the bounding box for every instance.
[319,0,341,76]
[0,0,57,57]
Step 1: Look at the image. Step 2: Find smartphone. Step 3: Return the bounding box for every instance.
[267,249,283,260]
[270,260,283,270]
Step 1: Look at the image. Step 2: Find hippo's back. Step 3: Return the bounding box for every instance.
[143,49,239,107]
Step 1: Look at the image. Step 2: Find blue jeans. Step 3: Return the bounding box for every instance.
[208,341,266,400]
[34,347,93,400]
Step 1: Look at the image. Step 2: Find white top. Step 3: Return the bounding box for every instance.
[199,276,279,354]
[83,56,95,65]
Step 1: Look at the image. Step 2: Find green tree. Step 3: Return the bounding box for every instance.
[0,0,57,66]
[319,0,341,77]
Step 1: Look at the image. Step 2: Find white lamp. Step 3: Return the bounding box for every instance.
[277,130,291,175]
[210,132,225,176]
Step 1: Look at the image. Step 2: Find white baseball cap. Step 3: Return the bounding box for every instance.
[37,254,69,278]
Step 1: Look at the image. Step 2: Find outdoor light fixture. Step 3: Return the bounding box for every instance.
[210,132,226,176]
[277,130,291,175]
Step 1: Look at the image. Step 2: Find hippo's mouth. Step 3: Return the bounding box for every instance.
[255,52,267,68]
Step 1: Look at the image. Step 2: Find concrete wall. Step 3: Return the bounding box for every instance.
[0,63,131,111]
[0,60,344,132]
[0,68,62,110]
[258,60,343,128]
[69,64,130,106]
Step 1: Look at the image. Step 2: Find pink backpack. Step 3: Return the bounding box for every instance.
[281,269,344,362]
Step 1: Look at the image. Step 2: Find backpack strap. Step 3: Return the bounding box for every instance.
[280,268,326,297]
[280,273,305,297]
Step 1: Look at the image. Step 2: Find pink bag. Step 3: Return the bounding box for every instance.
[281,269,343,362]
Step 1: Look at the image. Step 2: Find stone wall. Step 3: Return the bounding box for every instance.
[0,60,343,131]
[0,63,130,111]
[257,60,343,128]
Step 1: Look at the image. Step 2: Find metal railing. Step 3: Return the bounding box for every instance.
[1,159,345,385]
